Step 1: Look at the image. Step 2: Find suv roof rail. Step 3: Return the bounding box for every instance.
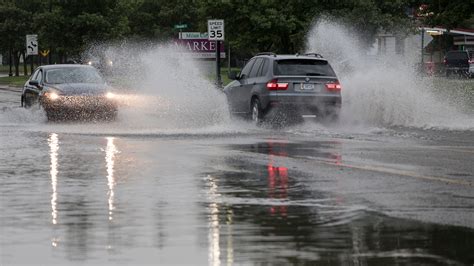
[304,53,324,58]
[256,52,277,57]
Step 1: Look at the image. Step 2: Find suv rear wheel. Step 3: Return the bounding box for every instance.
[251,98,263,125]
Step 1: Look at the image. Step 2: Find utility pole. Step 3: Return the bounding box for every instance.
[30,55,34,74]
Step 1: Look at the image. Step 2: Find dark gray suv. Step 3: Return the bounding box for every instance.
[224,53,341,124]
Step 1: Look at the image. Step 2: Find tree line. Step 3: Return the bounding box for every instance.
[1,0,472,76]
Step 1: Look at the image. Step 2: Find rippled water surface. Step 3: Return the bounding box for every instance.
[1,125,473,265]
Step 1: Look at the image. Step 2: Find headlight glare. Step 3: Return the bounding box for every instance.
[106,92,116,99]
[46,92,59,100]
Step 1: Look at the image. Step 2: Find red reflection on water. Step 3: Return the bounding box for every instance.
[266,141,289,217]
[330,153,342,165]
[264,140,344,216]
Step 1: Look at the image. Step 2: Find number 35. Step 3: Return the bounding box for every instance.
[210,30,222,38]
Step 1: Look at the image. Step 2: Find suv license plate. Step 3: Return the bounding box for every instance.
[301,83,315,90]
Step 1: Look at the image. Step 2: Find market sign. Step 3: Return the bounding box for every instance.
[175,33,225,58]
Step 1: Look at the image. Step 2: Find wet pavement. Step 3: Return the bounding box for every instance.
[1,89,474,265]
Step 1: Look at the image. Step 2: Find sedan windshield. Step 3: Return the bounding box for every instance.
[45,67,105,84]
[274,59,336,76]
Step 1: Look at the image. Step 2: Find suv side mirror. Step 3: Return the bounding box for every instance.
[29,80,40,87]
[228,71,239,80]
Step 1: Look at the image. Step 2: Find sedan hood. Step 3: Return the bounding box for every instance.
[47,83,109,95]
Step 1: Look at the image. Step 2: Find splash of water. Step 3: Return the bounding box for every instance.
[0,107,46,125]
[0,42,258,136]
[306,19,474,130]
[93,43,232,130]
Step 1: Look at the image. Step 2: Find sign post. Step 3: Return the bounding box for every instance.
[26,34,38,73]
[208,20,224,87]
[174,24,188,39]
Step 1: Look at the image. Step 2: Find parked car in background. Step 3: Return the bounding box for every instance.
[21,64,118,121]
[444,50,472,78]
[224,52,341,125]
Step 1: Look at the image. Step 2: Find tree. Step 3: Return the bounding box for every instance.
[0,2,33,76]
[197,0,321,58]
[129,0,199,41]
[320,0,416,47]
[197,0,416,59]
[422,0,474,29]
[49,0,132,60]
[0,0,428,68]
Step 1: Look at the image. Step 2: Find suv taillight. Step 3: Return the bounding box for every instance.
[325,81,342,92]
[266,79,288,90]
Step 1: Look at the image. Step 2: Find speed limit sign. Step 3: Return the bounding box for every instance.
[208,20,224,41]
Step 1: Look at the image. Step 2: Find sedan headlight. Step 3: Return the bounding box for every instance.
[45,92,60,100]
[106,92,116,99]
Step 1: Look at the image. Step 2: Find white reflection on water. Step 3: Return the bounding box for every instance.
[105,137,118,221]
[206,174,235,266]
[207,175,220,266]
[49,133,59,225]
[226,209,234,266]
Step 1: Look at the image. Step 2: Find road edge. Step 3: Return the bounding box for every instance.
[0,85,22,93]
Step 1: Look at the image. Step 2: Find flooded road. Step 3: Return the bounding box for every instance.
[1,88,474,265]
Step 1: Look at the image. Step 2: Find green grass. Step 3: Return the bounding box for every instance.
[220,67,241,86]
[0,75,28,87]
[0,64,29,73]
[204,67,241,86]
[0,65,12,72]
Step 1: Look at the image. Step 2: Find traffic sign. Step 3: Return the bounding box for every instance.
[208,20,224,41]
[40,49,50,57]
[179,32,208,39]
[174,24,188,29]
[26,34,38,56]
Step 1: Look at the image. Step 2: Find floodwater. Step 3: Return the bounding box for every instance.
[1,123,473,265]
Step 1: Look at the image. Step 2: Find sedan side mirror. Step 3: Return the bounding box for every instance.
[228,71,240,80]
[29,80,40,87]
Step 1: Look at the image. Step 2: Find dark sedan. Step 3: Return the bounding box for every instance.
[21,64,118,121]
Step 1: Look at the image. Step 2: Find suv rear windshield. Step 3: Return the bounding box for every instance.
[446,51,469,60]
[274,59,336,76]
